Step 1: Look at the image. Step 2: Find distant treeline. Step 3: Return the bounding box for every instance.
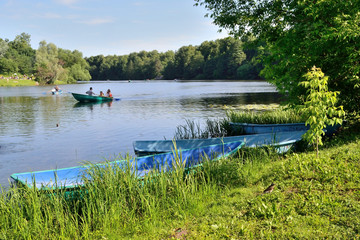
[86,37,263,80]
[0,33,263,83]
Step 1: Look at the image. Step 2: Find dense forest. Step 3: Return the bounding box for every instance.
[86,37,263,80]
[0,33,263,83]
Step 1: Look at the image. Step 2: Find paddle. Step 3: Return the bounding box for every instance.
[43,88,64,95]
[42,89,53,94]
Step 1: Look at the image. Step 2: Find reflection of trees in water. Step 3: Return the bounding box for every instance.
[40,95,68,128]
[0,96,37,136]
[179,92,285,109]
[0,95,72,138]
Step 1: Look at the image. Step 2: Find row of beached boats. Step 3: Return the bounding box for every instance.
[10,98,342,192]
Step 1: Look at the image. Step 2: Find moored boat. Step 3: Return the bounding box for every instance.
[133,130,306,156]
[71,92,113,103]
[10,141,244,191]
[229,122,341,136]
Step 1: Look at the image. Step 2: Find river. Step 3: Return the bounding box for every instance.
[0,80,281,186]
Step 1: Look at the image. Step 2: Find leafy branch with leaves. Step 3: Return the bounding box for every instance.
[297,66,345,157]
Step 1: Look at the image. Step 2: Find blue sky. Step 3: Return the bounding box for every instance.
[1,0,228,57]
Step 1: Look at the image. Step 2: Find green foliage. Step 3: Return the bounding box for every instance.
[67,63,91,83]
[0,33,35,75]
[58,49,91,83]
[87,50,170,80]
[0,57,18,74]
[35,41,66,84]
[0,39,9,57]
[297,66,345,156]
[35,41,91,84]
[195,0,360,113]
[0,33,91,84]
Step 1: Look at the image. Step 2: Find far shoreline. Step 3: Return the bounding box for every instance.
[1,78,267,87]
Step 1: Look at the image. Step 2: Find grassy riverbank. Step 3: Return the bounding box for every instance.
[0,77,38,87]
[0,74,67,87]
[1,121,359,239]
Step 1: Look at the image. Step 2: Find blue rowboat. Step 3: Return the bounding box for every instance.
[51,89,63,95]
[229,122,341,136]
[71,92,113,103]
[10,141,244,191]
[133,130,306,156]
[229,122,308,135]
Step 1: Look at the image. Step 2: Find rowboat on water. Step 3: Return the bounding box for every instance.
[133,130,306,156]
[10,141,244,191]
[51,89,62,95]
[71,93,113,103]
[229,122,341,136]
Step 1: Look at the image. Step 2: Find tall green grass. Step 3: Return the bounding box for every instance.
[1,149,257,239]
[1,123,359,239]
[174,118,228,139]
[227,107,306,124]
[173,108,306,140]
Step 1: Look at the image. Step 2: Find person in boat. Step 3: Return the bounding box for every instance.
[106,89,113,98]
[51,85,60,93]
[99,91,104,97]
[86,87,95,96]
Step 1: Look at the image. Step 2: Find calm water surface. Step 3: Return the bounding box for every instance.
[0,80,281,186]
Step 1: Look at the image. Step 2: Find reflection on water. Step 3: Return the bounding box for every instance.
[0,80,282,186]
[185,92,284,107]
[73,101,113,109]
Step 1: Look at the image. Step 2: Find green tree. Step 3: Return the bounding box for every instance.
[162,59,177,80]
[297,66,345,157]
[0,38,9,57]
[198,38,246,79]
[35,41,66,84]
[195,0,360,112]
[0,57,18,74]
[86,55,105,79]
[173,45,204,79]
[58,49,91,83]
[0,33,35,75]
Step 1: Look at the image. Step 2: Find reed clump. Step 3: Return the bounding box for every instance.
[174,118,227,139]
[174,107,306,140]
[227,107,306,124]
